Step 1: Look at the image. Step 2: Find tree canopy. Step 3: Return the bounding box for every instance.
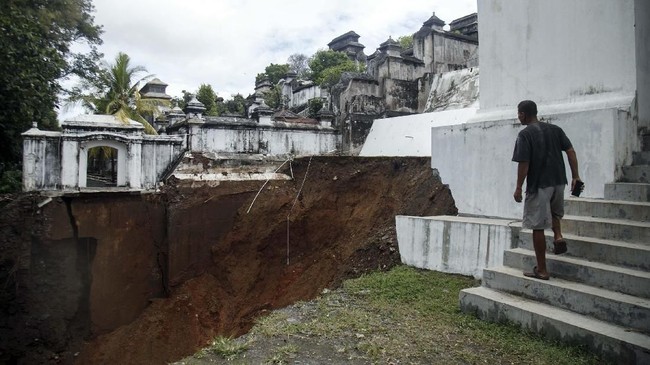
[0,0,102,180]
[69,52,162,134]
[255,63,290,85]
[397,35,413,49]
[217,94,247,116]
[196,84,219,116]
[308,50,361,87]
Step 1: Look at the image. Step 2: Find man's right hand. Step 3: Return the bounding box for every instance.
[513,187,523,203]
[571,178,583,191]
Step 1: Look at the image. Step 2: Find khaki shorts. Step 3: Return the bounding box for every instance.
[523,185,565,230]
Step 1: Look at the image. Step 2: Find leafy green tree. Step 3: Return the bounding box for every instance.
[263,85,283,109]
[255,63,290,85]
[70,52,163,134]
[308,98,324,119]
[0,0,102,180]
[217,94,246,115]
[397,35,413,49]
[308,50,360,87]
[196,84,218,116]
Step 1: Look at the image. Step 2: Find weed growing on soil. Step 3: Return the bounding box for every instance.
[177,265,606,364]
[193,336,248,361]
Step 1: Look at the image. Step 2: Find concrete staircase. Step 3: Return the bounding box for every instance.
[459,151,650,364]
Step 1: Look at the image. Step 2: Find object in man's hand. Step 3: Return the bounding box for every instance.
[571,180,584,197]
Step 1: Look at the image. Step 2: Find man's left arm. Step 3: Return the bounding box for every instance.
[514,161,529,202]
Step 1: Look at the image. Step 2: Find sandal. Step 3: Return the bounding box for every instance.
[524,266,550,280]
[553,239,567,255]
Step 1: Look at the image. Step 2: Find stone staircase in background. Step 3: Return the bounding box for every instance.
[459,150,650,364]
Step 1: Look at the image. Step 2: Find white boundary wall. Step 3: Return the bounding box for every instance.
[360,108,477,157]
[187,121,338,157]
[396,216,519,278]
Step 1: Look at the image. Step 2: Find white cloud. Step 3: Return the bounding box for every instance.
[89,0,477,98]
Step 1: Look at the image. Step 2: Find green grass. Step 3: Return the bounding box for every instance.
[194,336,248,361]
[264,344,298,364]
[253,265,606,365]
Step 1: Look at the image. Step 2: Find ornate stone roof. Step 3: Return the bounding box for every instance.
[140,78,172,99]
[184,96,206,114]
[423,12,445,27]
[328,31,361,47]
[147,78,168,86]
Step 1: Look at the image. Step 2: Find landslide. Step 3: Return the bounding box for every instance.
[1,156,457,365]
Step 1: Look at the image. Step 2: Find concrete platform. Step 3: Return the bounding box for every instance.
[396,215,519,278]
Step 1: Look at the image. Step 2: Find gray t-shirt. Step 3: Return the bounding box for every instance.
[512,122,573,193]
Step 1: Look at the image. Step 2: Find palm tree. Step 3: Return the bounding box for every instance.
[70,52,168,134]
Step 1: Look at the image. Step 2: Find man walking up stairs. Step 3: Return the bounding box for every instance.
[460,131,650,363]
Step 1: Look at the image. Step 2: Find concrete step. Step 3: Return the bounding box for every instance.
[518,230,650,271]
[605,182,650,202]
[562,215,650,244]
[565,197,650,222]
[622,165,650,183]
[460,287,650,365]
[483,266,650,333]
[633,151,650,165]
[503,248,650,298]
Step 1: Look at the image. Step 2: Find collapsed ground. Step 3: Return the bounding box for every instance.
[0,156,457,364]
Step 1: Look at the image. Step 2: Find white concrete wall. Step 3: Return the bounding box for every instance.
[61,140,80,189]
[127,142,142,188]
[432,34,478,73]
[197,126,338,156]
[23,136,61,191]
[636,0,650,128]
[23,130,184,191]
[396,215,518,278]
[479,0,637,111]
[140,138,186,189]
[292,85,320,108]
[432,98,637,219]
[360,107,477,157]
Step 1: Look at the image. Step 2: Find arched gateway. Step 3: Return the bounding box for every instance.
[22,115,184,191]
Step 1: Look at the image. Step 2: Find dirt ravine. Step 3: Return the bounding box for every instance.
[0,156,457,364]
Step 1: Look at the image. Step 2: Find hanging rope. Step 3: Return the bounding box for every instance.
[246,157,293,214]
[286,155,313,266]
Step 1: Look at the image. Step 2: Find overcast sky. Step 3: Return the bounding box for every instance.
[65,0,476,116]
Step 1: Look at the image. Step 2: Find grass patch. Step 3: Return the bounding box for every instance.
[264,344,298,364]
[194,336,248,361]
[254,265,605,364]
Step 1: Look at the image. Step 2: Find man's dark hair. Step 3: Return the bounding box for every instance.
[518,100,538,117]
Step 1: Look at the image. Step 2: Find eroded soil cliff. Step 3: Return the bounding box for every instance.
[0,156,457,364]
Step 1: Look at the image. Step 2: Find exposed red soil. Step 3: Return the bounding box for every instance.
[0,156,457,364]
